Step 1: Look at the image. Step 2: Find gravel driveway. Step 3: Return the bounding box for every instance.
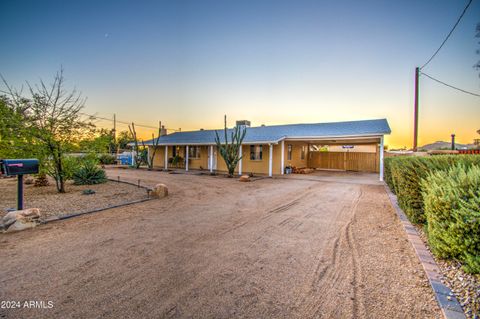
[0,168,441,318]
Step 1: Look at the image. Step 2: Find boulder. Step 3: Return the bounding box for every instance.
[151,184,168,198]
[239,175,251,182]
[2,208,43,232]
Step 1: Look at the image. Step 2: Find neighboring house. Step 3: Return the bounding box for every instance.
[141,119,391,180]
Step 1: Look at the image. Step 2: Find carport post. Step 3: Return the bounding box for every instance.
[268,144,273,177]
[280,140,285,174]
[379,136,384,181]
[164,145,168,170]
[238,145,243,175]
[209,145,213,173]
[185,145,189,171]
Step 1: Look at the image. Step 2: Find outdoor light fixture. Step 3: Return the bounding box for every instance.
[0,159,39,210]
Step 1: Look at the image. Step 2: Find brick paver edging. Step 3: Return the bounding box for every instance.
[384,186,466,319]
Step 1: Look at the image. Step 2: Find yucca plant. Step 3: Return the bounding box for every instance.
[73,160,107,185]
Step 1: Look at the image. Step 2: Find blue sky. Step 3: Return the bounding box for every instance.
[1,0,479,147]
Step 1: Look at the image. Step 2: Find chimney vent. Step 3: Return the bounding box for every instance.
[236,120,251,127]
[160,125,167,136]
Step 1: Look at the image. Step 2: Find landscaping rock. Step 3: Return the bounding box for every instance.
[239,175,251,182]
[151,184,168,198]
[2,208,43,232]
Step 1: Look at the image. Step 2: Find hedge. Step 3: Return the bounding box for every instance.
[384,155,480,224]
[422,164,480,273]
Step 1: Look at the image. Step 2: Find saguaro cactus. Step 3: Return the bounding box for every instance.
[215,115,246,177]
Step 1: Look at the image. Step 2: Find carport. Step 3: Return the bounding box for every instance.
[278,135,385,180]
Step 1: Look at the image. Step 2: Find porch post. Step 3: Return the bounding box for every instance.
[238,145,243,176]
[209,145,213,173]
[280,140,285,174]
[185,145,189,171]
[268,144,273,177]
[379,136,384,181]
[164,145,168,170]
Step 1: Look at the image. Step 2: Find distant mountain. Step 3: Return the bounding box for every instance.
[419,141,475,151]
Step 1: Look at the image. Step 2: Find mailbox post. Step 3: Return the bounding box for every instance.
[0,159,39,210]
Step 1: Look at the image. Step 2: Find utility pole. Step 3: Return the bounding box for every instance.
[413,67,420,152]
[113,113,119,156]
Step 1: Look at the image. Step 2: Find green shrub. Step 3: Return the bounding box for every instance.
[383,157,396,192]
[73,160,107,185]
[422,164,480,273]
[98,153,116,165]
[386,155,480,224]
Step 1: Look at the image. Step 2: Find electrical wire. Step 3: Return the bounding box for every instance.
[79,112,181,131]
[420,0,473,70]
[421,72,480,97]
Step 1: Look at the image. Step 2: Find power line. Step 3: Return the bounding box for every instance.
[421,72,480,97]
[420,0,473,70]
[79,112,181,131]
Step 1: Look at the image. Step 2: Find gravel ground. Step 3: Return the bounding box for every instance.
[0,177,149,219]
[0,169,442,318]
[416,227,480,319]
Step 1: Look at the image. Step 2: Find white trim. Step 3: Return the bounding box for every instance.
[185,145,189,171]
[141,134,386,147]
[164,145,168,170]
[282,134,384,141]
[280,140,285,175]
[209,145,213,172]
[379,136,384,181]
[268,144,273,177]
[148,140,282,146]
[238,145,243,176]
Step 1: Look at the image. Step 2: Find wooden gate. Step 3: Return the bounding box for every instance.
[309,151,378,172]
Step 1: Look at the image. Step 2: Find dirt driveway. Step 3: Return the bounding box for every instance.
[0,168,441,318]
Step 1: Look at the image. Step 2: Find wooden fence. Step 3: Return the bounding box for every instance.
[309,151,379,172]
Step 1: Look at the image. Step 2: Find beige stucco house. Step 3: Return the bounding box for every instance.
[141,119,391,180]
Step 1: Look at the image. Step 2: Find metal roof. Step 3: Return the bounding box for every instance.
[140,119,391,146]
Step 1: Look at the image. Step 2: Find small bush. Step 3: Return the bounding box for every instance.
[34,173,49,187]
[422,164,480,273]
[385,155,480,224]
[98,153,116,165]
[73,160,107,185]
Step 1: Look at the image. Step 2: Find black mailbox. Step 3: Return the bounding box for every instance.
[0,159,39,176]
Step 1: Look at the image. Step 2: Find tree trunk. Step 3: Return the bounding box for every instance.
[55,147,65,193]
[58,176,65,193]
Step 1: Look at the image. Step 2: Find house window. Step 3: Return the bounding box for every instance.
[188,146,201,159]
[250,145,263,160]
[172,146,177,157]
[301,145,306,160]
[287,145,292,160]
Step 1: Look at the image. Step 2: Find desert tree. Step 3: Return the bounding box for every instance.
[1,68,93,192]
[128,122,148,168]
[141,121,162,169]
[214,115,246,177]
[0,96,37,158]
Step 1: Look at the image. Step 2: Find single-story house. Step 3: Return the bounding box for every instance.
[140,119,391,180]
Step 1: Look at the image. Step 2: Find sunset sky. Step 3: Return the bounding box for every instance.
[1,0,479,148]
